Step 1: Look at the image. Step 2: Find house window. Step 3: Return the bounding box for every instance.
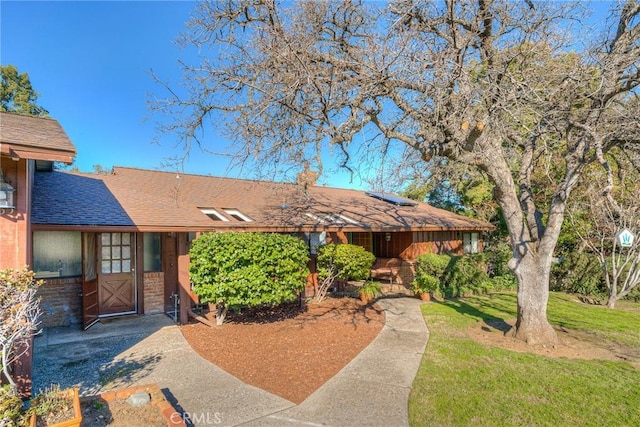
[101,233,133,274]
[223,209,253,222]
[143,233,162,272]
[200,208,229,221]
[463,232,479,254]
[33,231,82,278]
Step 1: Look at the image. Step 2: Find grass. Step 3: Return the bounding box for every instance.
[409,292,640,426]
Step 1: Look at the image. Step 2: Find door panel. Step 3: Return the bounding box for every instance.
[82,233,99,329]
[99,274,135,314]
[163,233,178,313]
[98,232,136,316]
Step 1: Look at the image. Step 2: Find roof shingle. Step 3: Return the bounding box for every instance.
[32,167,493,232]
[0,112,76,162]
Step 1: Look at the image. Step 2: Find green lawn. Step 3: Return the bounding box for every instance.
[409,292,640,426]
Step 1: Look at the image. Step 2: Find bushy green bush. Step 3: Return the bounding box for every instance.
[444,256,490,297]
[317,243,376,281]
[413,254,451,298]
[413,252,515,298]
[189,232,310,324]
[551,251,604,296]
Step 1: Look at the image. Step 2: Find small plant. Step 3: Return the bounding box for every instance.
[29,384,76,426]
[412,274,440,294]
[1,383,26,426]
[358,280,382,302]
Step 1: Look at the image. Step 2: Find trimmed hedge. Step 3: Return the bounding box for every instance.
[317,243,376,281]
[189,232,310,309]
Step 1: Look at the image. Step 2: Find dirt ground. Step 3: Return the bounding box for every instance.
[80,397,166,427]
[180,297,386,404]
[466,318,640,368]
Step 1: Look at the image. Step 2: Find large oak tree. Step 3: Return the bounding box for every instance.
[153,0,640,344]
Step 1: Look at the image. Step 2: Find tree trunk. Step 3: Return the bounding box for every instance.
[508,256,558,345]
[606,293,619,309]
[216,305,229,326]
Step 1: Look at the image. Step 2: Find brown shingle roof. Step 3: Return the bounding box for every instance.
[0,112,76,163]
[33,166,493,232]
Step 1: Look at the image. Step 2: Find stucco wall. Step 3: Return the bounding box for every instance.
[0,158,30,269]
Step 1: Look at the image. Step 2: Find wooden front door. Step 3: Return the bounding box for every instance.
[82,233,99,329]
[98,232,136,316]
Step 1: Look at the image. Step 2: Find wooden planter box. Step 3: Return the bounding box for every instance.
[30,388,82,427]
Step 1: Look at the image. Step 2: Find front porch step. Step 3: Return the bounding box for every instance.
[380,284,414,297]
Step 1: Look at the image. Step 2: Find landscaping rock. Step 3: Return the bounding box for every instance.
[126,392,151,407]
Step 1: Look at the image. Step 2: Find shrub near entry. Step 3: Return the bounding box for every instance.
[317,243,376,281]
[189,232,310,325]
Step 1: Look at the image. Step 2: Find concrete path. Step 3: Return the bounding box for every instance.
[32,297,428,427]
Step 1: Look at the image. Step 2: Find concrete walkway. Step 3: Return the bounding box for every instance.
[32,297,428,427]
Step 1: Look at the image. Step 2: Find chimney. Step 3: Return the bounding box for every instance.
[297,162,318,190]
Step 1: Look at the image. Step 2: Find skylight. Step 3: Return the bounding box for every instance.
[200,208,229,222]
[224,209,253,222]
[305,212,360,225]
[365,191,418,206]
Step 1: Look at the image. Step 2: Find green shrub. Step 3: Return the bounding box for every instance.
[412,274,440,294]
[1,384,25,426]
[358,280,382,299]
[317,243,375,281]
[189,232,310,324]
[415,253,451,278]
[444,256,490,297]
[413,254,451,297]
[551,251,604,296]
[491,273,518,291]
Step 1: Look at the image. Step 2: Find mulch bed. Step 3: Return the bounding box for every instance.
[180,297,385,404]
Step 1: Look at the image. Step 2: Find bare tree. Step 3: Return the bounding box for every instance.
[0,268,41,390]
[570,154,640,308]
[151,0,640,344]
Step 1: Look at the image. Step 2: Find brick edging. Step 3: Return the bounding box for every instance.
[99,383,186,427]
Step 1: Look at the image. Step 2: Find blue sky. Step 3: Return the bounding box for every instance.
[1,0,368,188]
[0,1,615,190]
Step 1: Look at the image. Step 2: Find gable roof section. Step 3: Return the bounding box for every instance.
[32,172,134,227]
[0,112,76,163]
[32,167,493,232]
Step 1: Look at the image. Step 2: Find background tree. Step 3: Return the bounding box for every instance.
[569,151,640,308]
[153,0,640,344]
[189,232,309,325]
[0,65,48,117]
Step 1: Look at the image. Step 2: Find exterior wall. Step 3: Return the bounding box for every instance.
[373,231,412,258]
[0,157,30,269]
[38,276,82,327]
[143,272,165,314]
